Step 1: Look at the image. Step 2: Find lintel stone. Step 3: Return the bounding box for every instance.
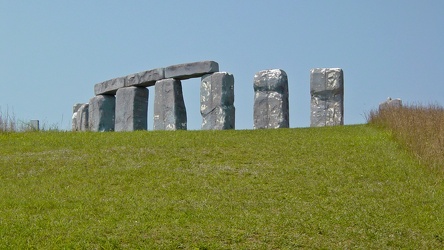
[94,77,125,95]
[94,61,219,96]
[165,61,219,80]
[125,68,165,88]
[94,68,165,96]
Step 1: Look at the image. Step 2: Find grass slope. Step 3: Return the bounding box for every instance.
[1,125,443,249]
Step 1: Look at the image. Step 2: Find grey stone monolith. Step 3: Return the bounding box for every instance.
[153,79,187,130]
[201,72,235,130]
[73,103,83,114]
[29,120,39,131]
[115,87,148,131]
[253,69,289,129]
[88,95,116,132]
[379,97,402,110]
[310,68,344,127]
[76,103,89,131]
[165,61,219,80]
[72,103,83,131]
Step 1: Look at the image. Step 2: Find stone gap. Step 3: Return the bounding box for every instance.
[181,78,201,130]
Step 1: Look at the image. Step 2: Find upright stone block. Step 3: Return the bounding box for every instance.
[29,120,39,131]
[72,103,83,131]
[73,103,83,114]
[253,69,289,129]
[165,61,219,80]
[88,95,116,132]
[201,72,235,130]
[76,103,89,131]
[310,68,344,127]
[379,97,402,110]
[115,87,148,131]
[153,79,187,130]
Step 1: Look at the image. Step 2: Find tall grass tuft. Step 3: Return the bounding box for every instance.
[0,108,17,132]
[0,108,60,132]
[367,104,444,170]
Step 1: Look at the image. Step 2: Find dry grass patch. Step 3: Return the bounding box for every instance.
[367,104,444,170]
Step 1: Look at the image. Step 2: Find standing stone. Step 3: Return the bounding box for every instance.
[76,103,89,131]
[201,72,235,130]
[115,87,148,131]
[88,95,116,132]
[72,103,84,131]
[253,69,289,129]
[153,79,187,130]
[310,68,344,127]
[29,120,39,131]
[379,97,402,110]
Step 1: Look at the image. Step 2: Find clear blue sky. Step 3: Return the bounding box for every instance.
[1,1,443,130]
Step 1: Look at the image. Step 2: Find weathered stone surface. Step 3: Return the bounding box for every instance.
[73,103,83,114]
[72,103,84,131]
[379,97,402,110]
[115,87,148,131]
[94,77,125,95]
[201,72,235,130]
[153,79,187,130]
[165,61,219,80]
[126,68,165,88]
[94,61,219,96]
[310,68,344,127]
[88,95,116,132]
[76,103,89,131]
[253,69,289,129]
[94,68,165,95]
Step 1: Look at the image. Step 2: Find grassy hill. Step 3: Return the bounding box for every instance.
[1,125,444,249]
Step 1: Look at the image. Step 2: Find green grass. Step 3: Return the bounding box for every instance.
[1,126,444,248]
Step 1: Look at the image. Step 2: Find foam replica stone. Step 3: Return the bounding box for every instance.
[379,97,402,110]
[115,87,148,131]
[165,61,219,80]
[125,68,165,88]
[88,95,116,132]
[94,68,165,95]
[76,103,89,131]
[72,103,84,131]
[253,69,289,129]
[200,72,235,130]
[310,68,344,127]
[94,77,125,95]
[153,79,187,130]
